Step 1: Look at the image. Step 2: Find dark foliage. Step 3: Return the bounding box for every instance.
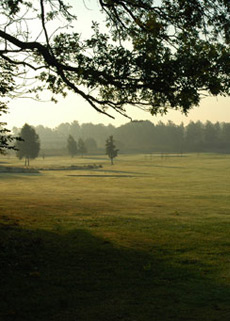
[16,124,40,166]
[1,0,230,120]
[105,136,119,164]
[0,59,19,153]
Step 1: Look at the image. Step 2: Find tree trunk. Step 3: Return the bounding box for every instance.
[25,157,30,167]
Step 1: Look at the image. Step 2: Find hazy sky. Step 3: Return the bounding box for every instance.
[3,93,230,129]
[2,0,230,129]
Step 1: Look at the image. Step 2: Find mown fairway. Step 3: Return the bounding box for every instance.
[0,154,230,321]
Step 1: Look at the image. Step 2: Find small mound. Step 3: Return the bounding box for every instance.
[39,164,103,171]
[0,166,39,173]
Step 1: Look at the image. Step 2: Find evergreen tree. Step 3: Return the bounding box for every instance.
[16,124,40,166]
[67,135,77,157]
[105,136,119,165]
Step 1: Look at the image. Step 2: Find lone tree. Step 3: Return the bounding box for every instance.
[67,135,77,157]
[105,136,118,165]
[16,124,40,167]
[1,0,230,152]
[78,138,87,157]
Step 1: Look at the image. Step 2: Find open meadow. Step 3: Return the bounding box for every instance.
[0,153,230,321]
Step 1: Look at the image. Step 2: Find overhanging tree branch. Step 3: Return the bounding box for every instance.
[0,0,230,125]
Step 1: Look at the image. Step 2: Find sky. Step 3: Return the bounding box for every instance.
[3,93,230,129]
[2,0,230,129]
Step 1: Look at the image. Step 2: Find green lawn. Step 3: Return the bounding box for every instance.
[0,153,230,320]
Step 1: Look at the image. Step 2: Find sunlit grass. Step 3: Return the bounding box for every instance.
[1,153,230,320]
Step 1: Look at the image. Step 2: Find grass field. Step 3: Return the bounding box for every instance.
[0,153,230,321]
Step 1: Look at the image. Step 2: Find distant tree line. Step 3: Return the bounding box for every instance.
[12,120,230,155]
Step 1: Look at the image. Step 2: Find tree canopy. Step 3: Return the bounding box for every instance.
[1,0,230,121]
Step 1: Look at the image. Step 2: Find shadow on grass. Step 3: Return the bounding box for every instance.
[0,225,230,321]
[67,174,140,178]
